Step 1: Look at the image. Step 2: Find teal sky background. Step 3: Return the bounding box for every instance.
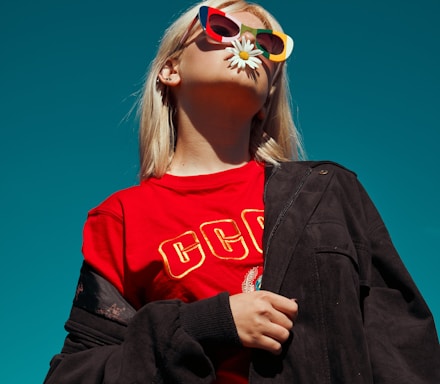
[1,1,439,382]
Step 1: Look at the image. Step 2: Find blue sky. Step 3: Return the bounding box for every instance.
[1,1,439,382]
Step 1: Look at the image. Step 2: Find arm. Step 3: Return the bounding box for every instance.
[45,192,298,383]
[355,179,440,383]
[44,262,239,384]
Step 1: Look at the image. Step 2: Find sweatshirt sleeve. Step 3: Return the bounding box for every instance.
[44,190,241,383]
[43,263,240,384]
[354,178,440,383]
[81,198,125,295]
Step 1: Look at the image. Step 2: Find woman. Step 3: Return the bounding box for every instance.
[44,0,439,383]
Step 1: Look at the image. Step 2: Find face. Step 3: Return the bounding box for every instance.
[173,10,277,115]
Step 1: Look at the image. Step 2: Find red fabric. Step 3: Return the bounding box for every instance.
[82,160,265,383]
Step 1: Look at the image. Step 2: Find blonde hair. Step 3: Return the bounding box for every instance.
[138,0,305,179]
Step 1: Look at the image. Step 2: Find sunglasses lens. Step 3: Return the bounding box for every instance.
[209,14,240,38]
[257,33,284,55]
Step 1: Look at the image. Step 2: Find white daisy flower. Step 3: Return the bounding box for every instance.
[225,36,263,70]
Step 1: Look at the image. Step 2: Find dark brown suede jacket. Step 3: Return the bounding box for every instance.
[44,161,440,383]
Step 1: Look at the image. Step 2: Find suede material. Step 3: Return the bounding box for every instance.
[250,162,439,383]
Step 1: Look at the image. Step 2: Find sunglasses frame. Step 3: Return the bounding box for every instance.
[198,6,293,62]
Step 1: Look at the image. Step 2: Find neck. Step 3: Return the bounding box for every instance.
[168,105,254,176]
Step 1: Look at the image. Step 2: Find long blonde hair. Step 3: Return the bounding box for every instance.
[138,0,305,179]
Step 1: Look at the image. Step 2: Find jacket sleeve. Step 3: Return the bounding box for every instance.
[354,178,440,383]
[43,262,241,384]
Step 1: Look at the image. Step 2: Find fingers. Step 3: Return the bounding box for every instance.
[260,320,292,355]
[229,290,299,355]
[266,303,294,331]
[256,334,285,355]
[253,291,298,331]
[265,291,298,322]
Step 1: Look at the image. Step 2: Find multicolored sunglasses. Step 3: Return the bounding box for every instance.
[180,6,294,62]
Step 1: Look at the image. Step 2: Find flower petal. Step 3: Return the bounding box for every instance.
[249,49,263,56]
[249,56,262,64]
[225,37,264,70]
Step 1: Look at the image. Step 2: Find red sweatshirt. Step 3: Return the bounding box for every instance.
[82,160,265,382]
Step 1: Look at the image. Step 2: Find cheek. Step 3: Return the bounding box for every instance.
[260,59,277,84]
[179,45,225,77]
[259,65,278,105]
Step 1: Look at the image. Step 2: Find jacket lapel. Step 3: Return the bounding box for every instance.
[261,162,334,292]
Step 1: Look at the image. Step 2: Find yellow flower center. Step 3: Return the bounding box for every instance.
[239,51,250,60]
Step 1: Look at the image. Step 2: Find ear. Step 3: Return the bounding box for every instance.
[157,59,181,87]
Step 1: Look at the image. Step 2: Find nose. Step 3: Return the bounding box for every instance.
[241,31,257,44]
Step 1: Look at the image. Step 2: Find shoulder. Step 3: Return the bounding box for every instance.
[266,160,358,180]
[264,160,364,201]
[88,183,146,218]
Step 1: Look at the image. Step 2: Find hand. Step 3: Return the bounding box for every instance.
[229,290,298,355]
